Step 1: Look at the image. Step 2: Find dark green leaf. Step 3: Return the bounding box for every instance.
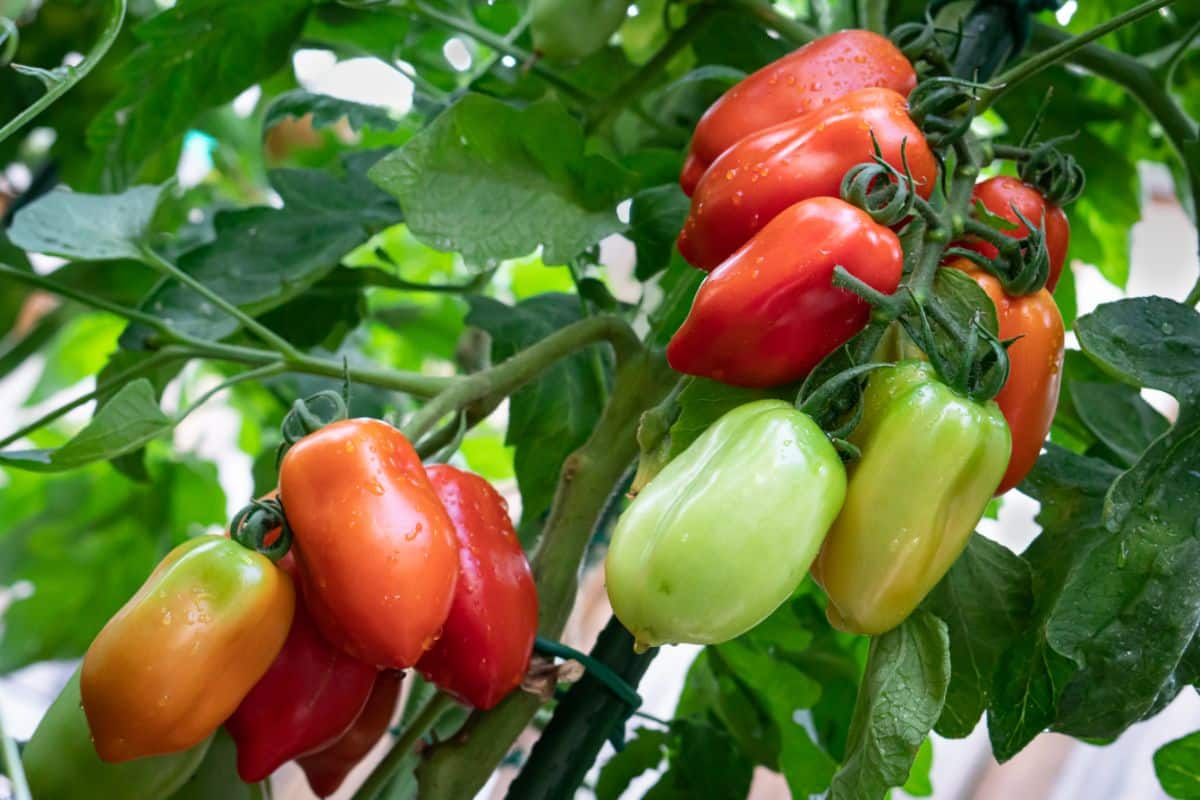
[0,380,171,472]
[646,717,754,800]
[264,90,401,135]
[465,294,610,540]
[829,611,950,800]
[1155,729,1200,799]
[1075,297,1200,398]
[369,94,635,266]
[9,184,166,261]
[1069,381,1169,466]
[923,535,1033,738]
[647,253,702,347]
[88,0,311,189]
[170,729,268,800]
[628,184,690,280]
[595,727,669,800]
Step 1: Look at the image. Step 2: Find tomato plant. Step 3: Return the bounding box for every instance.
[2,0,1200,799]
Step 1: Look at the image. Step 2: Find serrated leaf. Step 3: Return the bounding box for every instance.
[87,0,311,189]
[264,89,400,135]
[829,611,949,800]
[9,184,167,261]
[369,94,635,266]
[0,380,171,472]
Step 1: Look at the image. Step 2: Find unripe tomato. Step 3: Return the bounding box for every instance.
[682,29,917,195]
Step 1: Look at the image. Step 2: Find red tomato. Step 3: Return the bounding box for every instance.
[677,87,937,271]
[954,260,1065,493]
[669,197,904,388]
[225,556,378,783]
[279,418,459,668]
[417,465,538,710]
[961,176,1070,291]
[297,670,404,798]
[682,30,917,194]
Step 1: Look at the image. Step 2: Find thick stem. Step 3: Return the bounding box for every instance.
[0,0,126,147]
[356,694,458,800]
[403,315,640,441]
[858,0,888,35]
[413,350,676,800]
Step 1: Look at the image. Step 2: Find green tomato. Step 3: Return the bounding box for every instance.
[813,361,1011,635]
[22,669,212,800]
[605,399,846,649]
[530,0,631,62]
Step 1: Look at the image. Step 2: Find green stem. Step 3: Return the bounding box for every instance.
[730,0,819,44]
[0,348,185,449]
[403,315,640,442]
[140,247,302,359]
[0,704,31,800]
[177,363,288,419]
[355,693,457,800]
[1158,17,1200,84]
[358,265,496,294]
[403,0,594,106]
[858,0,888,35]
[586,5,717,133]
[414,350,676,800]
[0,262,174,333]
[1025,23,1200,305]
[0,0,126,147]
[982,0,1178,107]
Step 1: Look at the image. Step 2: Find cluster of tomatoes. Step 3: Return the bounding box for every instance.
[79,417,538,795]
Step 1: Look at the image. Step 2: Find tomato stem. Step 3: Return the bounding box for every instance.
[354,692,458,800]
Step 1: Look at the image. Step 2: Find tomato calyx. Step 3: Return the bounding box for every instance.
[277,389,350,465]
[230,497,292,562]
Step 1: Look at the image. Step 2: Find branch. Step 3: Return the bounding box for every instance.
[0,0,126,147]
[729,0,819,44]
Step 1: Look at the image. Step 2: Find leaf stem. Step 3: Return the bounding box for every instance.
[0,705,31,800]
[402,314,641,442]
[981,0,1178,107]
[139,247,303,359]
[729,0,819,44]
[0,262,173,333]
[0,0,126,147]
[355,693,457,800]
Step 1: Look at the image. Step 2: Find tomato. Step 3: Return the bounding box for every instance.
[813,362,1010,634]
[668,196,903,388]
[530,0,630,62]
[81,536,294,762]
[961,175,1070,291]
[416,464,538,710]
[677,87,937,271]
[23,670,213,800]
[606,400,846,649]
[953,260,1065,493]
[225,555,379,782]
[279,418,459,668]
[298,670,404,798]
[681,29,917,195]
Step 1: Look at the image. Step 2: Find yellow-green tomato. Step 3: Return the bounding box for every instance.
[605,399,846,650]
[812,361,1011,635]
[530,0,631,61]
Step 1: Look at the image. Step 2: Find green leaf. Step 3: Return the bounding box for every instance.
[647,253,703,347]
[122,151,399,343]
[87,0,312,189]
[829,611,950,800]
[646,718,754,800]
[1075,297,1200,398]
[1069,381,1169,467]
[9,184,167,261]
[0,380,171,472]
[464,294,610,540]
[595,727,669,800]
[170,729,269,800]
[368,94,635,266]
[1155,730,1200,799]
[24,314,126,406]
[628,184,690,280]
[902,738,934,797]
[923,535,1033,739]
[264,89,401,135]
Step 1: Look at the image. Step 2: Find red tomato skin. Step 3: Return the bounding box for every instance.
[225,556,378,783]
[677,87,937,271]
[416,465,538,710]
[684,30,917,188]
[954,260,1065,493]
[680,152,707,197]
[279,418,459,669]
[669,196,904,388]
[961,176,1070,291]
[297,670,404,798]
